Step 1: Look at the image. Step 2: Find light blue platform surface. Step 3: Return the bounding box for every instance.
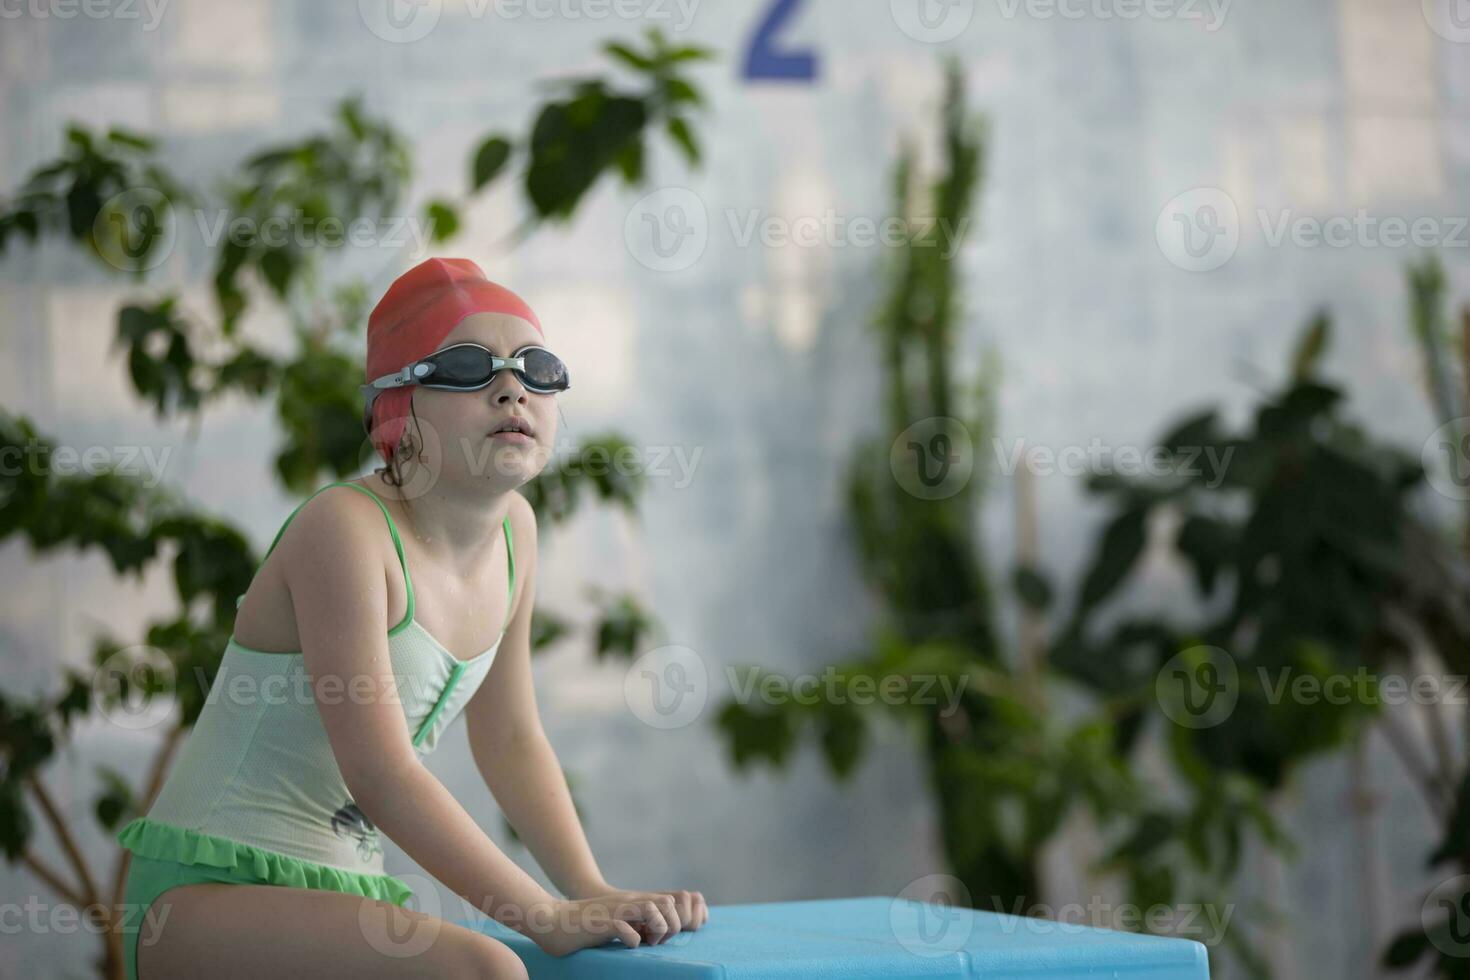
[464,895,1212,979]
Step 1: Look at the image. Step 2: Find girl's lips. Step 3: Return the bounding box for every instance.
[491,431,534,445]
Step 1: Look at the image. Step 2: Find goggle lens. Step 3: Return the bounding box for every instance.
[430,344,569,392]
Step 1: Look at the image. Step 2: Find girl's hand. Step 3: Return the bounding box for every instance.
[605,887,710,942]
[533,888,708,956]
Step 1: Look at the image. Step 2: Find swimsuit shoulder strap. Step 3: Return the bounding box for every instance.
[503,514,515,608]
[237,481,415,625]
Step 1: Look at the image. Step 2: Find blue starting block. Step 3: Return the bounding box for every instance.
[466,895,1212,978]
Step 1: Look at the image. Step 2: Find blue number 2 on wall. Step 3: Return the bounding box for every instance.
[743,0,818,82]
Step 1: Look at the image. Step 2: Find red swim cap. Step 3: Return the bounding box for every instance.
[365,258,542,466]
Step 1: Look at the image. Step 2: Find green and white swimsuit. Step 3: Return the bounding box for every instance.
[116,480,514,944]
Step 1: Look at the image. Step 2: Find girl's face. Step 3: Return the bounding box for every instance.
[404,311,559,490]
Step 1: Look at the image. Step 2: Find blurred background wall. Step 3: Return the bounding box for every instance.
[2,1,1468,977]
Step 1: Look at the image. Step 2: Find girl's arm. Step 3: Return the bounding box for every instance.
[463,497,612,901]
[280,489,613,946]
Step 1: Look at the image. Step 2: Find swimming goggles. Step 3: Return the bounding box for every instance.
[361,342,570,429]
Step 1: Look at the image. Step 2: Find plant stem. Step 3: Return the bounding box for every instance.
[20,849,86,907]
[1376,709,1447,819]
[27,772,100,905]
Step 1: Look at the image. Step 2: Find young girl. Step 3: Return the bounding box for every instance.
[115,258,708,979]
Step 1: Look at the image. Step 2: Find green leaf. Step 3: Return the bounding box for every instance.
[471,136,513,192]
[259,247,294,298]
[1011,565,1052,611]
[1429,770,1470,868]
[614,138,644,184]
[666,116,699,165]
[666,46,716,63]
[424,200,459,242]
[603,41,654,72]
[106,129,155,151]
[1290,310,1331,380]
[1075,504,1148,615]
[1381,927,1431,969]
[716,697,797,770]
[663,77,703,107]
[819,703,867,779]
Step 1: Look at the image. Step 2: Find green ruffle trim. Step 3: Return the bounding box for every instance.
[117,817,414,907]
